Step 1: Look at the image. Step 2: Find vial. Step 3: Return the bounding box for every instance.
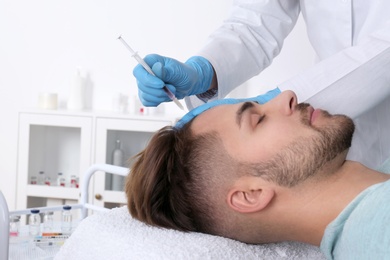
[9,215,20,237]
[29,209,41,236]
[30,176,37,185]
[43,211,54,231]
[61,205,72,233]
[38,171,45,185]
[44,176,51,186]
[57,172,66,187]
[70,175,77,188]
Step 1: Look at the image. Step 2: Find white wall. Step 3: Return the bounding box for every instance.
[0,0,314,209]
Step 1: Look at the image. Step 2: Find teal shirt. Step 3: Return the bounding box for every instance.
[320,179,390,259]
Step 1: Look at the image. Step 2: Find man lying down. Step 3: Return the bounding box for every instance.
[126,90,390,259]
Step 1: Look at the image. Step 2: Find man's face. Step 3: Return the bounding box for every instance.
[191,90,355,186]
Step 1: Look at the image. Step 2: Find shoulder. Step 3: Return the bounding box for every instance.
[322,181,390,259]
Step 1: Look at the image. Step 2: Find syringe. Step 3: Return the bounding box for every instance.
[118,35,185,110]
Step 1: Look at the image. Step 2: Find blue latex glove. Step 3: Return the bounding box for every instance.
[175,88,281,129]
[133,54,214,107]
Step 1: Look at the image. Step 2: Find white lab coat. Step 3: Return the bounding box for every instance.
[186,0,390,169]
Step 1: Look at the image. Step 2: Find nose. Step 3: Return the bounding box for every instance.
[268,90,297,115]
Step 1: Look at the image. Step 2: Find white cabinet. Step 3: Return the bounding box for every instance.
[94,117,173,208]
[17,112,93,213]
[16,110,177,212]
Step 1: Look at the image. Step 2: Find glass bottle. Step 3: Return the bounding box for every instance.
[29,209,41,236]
[9,215,20,237]
[30,176,37,185]
[38,171,45,185]
[43,211,54,232]
[44,176,51,186]
[75,177,79,188]
[61,205,72,233]
[57,172,66,187]
[70,175,77,188]
[111,139,124,191]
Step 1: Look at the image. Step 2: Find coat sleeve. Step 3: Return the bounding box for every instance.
[185,0,300,109]
[278,22,390,168]
[278,21,390,119]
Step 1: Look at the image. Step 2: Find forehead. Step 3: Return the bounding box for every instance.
[191,103,238,136]
[190,101,271,163]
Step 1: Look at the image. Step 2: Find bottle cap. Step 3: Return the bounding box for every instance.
[31,209,40,214]
[63,205,71,210]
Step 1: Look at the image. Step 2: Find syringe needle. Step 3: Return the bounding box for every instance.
[118,35,185,110]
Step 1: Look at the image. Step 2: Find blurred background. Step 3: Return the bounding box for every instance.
[0,0,314,208]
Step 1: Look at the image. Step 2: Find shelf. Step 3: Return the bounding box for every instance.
[17,110,178,210]
[26,185,79,200]
[19,108,180,123]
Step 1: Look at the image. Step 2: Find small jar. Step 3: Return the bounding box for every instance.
[38,171,45,185]
[57,172,66,187]
[9,215,20,237]
[30,176,37,185]
[44,176,51,186]
[61,205,72,233]
[70,175,77,188]
[29,209,41,236]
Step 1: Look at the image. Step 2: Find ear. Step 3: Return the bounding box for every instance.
[228,187,275,213]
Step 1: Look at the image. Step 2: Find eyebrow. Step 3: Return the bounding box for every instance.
[236,102,255,127]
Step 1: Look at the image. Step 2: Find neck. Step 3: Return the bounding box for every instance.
[267,160,390,246]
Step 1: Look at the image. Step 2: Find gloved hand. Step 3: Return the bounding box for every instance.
[133,54,214,106]
[175,87,281,128]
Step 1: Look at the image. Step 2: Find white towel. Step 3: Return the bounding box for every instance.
[55,206,325,260]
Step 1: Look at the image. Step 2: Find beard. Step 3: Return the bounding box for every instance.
[249,103,355,187]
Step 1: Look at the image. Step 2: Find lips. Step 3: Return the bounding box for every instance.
[296,103,319,125]
[310,108,321,124]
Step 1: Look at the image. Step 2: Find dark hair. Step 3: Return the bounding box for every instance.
[125,121,239,234]
[126,124,194,230]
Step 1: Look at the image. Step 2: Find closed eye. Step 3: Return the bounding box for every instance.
[257,115,265,124]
